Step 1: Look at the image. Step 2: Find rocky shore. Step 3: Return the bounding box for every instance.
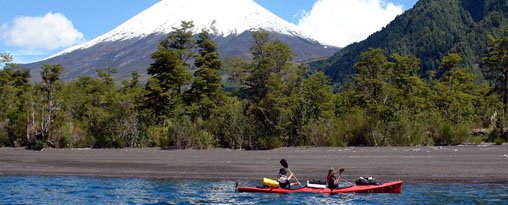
[1,145,507,183]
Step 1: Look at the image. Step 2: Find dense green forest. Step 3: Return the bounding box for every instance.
[312,0,508,83]
[1,23,507,150]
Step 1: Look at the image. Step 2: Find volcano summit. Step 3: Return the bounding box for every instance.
[25,0,338,81]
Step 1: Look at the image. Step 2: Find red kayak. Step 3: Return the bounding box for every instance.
[237,180,402,194]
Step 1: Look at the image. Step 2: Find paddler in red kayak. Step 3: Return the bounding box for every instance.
[326,167,340,189]
[277,168,300,189]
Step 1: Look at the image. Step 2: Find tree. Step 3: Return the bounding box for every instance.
[58,76,95,147]
[186,30,224,121]
[352,48,392,117]
[225,30,339,148]
[389,54,429,114]
[439,53,463,74]
[241,30,271,103]
[145,21,195,123]
[118,71,144,147]
[229,30,300,148]
[213,97,250,149]
[347,49,434,146]
[250,31,297,148]
[429,53,485,144]
[0,53,13,64]
[39,64,64,146]
[0,62,31,147]
[484,29,508,127]
[433,68,478,124]
[58,68,144,148]
[484,29,508,140]
[293,71,334,145]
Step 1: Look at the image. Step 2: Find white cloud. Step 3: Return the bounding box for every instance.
[7,49,51,64]
[1,12,84,50]
[298,0,404,47]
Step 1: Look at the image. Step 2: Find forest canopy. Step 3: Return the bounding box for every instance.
[1,24,507,150]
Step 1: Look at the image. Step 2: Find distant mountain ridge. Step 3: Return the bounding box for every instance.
[24,0,338,81]
[312,0,508,83]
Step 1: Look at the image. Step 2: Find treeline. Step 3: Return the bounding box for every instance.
[1,23,507,150]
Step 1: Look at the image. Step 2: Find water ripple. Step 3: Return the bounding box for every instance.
[0,176,507,204]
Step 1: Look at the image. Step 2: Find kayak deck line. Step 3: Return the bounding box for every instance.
[237,180,403,194]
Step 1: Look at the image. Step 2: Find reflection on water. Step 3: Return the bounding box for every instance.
[1,176,507,204]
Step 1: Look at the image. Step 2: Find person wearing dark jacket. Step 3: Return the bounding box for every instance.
[326,167,339,189]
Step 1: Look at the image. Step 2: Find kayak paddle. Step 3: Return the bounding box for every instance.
[280,159,301,186]
[336,168,348,186]
[338,168,345,181]
[280,159,289,169]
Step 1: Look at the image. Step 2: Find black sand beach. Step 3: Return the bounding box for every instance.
[0,145,507,183]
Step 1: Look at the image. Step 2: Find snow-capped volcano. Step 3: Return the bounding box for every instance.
[28,0,338,81]
[55,0,314,57]
[99,0,308,38]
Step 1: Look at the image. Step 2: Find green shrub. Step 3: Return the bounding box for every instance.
[167,117,195,149]
[52,121,74,148]
[470,136,483,145]
[256,136,283,150]
[166,116,219,149]
[317,108,372,147]
[0,123,7,147]
[209,97,250,149]
[434,123,471,145]
[78,134,95,148]
[194,130,216,149]
[337,108,373,146]
[0,135,5,147]
[494,137,504,145]
[301,118,346,147]
[392,122,427,146]
[425,137,435,146]
[27,140,45,151]
[452,124,470,145]
[440,123,453,144]
[146,125,168,147]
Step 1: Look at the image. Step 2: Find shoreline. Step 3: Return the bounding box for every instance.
[1,145,507,183]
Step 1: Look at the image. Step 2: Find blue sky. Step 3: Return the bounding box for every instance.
[0,0,417,64]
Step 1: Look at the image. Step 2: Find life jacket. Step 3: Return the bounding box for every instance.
[278,174,290,189]
[326,173,338,189]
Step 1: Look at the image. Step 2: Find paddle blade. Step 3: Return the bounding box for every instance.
[280,159,288,168]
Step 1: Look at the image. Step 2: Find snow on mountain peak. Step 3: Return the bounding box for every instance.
[52,0,314,57]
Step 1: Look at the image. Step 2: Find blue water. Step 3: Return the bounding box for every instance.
[0,176,507,205]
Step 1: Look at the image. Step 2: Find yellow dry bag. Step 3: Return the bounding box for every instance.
[262,178,280,188]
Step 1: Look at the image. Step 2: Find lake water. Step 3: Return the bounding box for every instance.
[1,176,507,204]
